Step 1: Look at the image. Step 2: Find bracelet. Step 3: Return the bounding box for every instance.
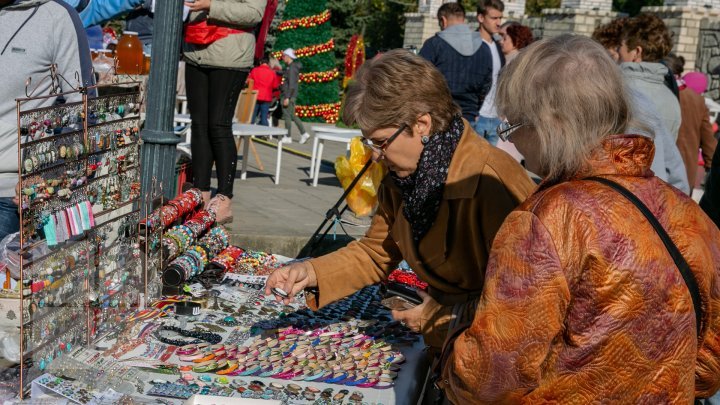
[155,325,222,347]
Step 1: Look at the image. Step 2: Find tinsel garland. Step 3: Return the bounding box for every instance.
[295,102,342,123]
[300,69,339,84]
[272,39,334,60]
[344,34,366,88]
[278,9,331,31]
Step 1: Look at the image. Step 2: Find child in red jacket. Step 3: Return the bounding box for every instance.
[248,57,281,126]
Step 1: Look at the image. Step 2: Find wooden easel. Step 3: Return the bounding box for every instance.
[235,84,264,171]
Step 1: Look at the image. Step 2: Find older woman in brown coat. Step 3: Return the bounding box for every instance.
[265,49,536,348]
[439,35,720,403]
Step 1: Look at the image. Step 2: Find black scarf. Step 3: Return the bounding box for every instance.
[391,115,463,243]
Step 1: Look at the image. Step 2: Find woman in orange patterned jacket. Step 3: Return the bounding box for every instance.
[438,35,720,403]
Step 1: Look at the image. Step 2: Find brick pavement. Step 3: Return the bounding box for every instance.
[220,128,370,257]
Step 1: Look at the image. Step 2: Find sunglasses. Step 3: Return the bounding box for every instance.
[496,119,524,142]
[361,124,408,159]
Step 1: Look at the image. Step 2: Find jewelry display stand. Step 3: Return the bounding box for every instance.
[4,78,147,399]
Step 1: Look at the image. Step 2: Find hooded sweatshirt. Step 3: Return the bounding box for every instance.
[622,62,682,140]
[0,0,93,197]
[420,24,492,122]
[626,88,689,194]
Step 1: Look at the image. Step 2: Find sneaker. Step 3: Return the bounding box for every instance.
[281,136,292,144]
[299,133,311,144]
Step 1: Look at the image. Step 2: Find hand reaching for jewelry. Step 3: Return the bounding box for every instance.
[185,0,211,12]
[391,290,434,333]
[264,261,318,304]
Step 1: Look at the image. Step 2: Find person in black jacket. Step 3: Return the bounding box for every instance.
[419,2,492,123]
[701,145,720,229]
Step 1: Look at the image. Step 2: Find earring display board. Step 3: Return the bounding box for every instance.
[5,82,146,399]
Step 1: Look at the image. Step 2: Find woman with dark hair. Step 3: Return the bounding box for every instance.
[499,23,533,62]
[438,34,720,403]
[265,49,536,349]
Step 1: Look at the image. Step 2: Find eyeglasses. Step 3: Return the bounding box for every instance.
[362,124,408,159]
[496,119,524,142]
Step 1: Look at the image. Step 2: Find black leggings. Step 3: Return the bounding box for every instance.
[185,63,247,199]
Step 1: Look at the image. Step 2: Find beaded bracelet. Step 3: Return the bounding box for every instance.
[154,325,222,346]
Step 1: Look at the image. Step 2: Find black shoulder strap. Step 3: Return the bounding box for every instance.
[585,176,703,337]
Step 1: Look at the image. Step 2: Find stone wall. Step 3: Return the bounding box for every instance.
[663,0,720,8]
[560,0,612,11]
[531,8,621,38]
[696,19,720,100]
[642,6,720,74]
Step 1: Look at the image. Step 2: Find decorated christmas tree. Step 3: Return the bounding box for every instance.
[273,0,341,123]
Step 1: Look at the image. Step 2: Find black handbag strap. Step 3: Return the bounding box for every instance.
[585,176,703,337]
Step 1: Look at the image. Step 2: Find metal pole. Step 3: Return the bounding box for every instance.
[140,0,183,208]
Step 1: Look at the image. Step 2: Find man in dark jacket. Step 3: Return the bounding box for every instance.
[280,48,310,144]
[419,2,492,123]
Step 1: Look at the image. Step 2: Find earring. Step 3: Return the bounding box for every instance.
[421,136,430,144]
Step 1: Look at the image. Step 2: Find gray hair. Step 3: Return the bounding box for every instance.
[496,34,631,181]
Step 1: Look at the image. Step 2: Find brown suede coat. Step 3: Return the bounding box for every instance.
[676,88,716,189]
[306,121,536,348]
[441,135,720,403]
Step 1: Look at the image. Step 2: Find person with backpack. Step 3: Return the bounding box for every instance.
[183,0,266,224]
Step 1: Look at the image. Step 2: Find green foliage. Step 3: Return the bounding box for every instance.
[274,0,340,122]
[525,0,561,16]
[296,81,340,107]
[328,0,416,62]
[274,23,333,52]
[612,0,663,16]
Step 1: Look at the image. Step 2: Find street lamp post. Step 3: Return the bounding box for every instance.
[140,0,184,205]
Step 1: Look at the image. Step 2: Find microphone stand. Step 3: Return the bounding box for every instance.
[298,158,374,258]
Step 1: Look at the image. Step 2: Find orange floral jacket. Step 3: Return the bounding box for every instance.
[441,135,720,403]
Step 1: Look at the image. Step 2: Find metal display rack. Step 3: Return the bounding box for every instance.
[3,76,153,399]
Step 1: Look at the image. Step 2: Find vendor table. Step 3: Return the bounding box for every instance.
[31,275,428,405]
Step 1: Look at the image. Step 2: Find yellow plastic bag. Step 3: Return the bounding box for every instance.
[335,137,387,217]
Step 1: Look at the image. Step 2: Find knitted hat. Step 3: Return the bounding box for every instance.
[682,71,708,95]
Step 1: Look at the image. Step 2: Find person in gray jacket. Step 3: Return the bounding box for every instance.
[626,89,689,193]
[183,0,265,224]
[0,0,94,240]
[619,14,681,140]
[280,48,310,145]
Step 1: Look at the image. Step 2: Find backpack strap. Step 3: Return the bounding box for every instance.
[585,176,703,337]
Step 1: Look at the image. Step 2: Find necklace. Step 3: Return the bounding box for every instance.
[154,325,222,346]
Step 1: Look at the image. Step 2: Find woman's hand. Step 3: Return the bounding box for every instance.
[185,0,211,12]
[391,290,435,333]
[264,261,318,304]
[282,98,289,108]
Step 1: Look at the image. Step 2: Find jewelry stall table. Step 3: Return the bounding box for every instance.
[30,281,428,405]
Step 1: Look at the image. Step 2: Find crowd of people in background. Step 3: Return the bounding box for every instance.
[2,0,720,402]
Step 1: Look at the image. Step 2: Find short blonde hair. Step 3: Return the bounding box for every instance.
[342,49,460,135]
[496,34,631,181]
